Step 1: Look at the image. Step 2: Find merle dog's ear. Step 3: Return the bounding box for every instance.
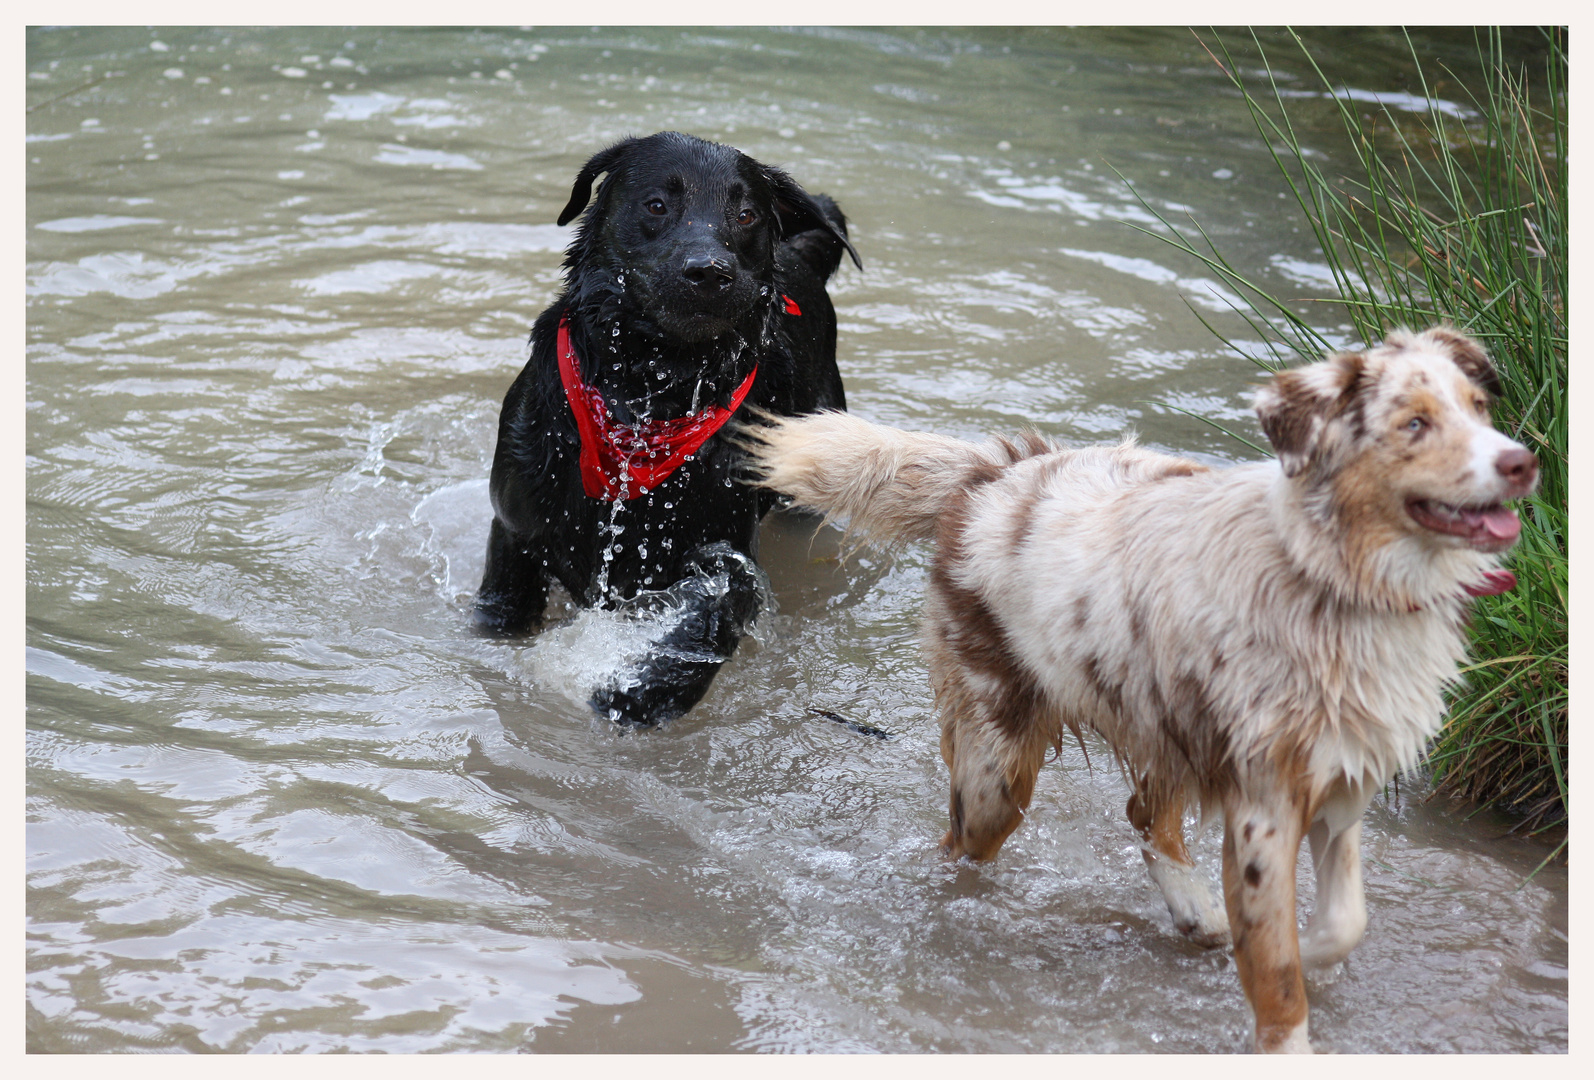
[1254,351,1370,478]
[1414,325,1502,397]
[761,166,863,270]
[557,138,640,227]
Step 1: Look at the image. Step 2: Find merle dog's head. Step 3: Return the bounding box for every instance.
[556,132,858,344]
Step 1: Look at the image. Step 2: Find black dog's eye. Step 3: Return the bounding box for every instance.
[644,198,668,216]
[736,208,758,226]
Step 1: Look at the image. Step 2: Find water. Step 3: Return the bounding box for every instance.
[26,26,1566,1053]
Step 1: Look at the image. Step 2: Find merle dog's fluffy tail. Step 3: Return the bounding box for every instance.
[743,410,1053,545]
[782,193,854,280]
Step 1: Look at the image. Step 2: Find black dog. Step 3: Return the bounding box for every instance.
[476,131,860,727]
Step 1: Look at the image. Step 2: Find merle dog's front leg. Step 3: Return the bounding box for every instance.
[473,517,549,635]
[591,541,766,727]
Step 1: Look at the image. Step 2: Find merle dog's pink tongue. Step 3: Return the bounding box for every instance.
[1462,505,1522,544]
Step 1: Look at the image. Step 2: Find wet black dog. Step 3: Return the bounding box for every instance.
[476,132,860,726]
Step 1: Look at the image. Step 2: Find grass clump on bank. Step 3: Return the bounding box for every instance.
[1133,29,1568,842]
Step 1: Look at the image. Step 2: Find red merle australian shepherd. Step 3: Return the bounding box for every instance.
[747,328,1537,1052]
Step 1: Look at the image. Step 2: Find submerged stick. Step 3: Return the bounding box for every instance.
[807,707,896,741]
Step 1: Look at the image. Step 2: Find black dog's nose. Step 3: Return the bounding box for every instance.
[681,254,735,289]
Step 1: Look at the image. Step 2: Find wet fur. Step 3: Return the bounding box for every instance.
[476,131,859,726]
[747,328,1537,1051]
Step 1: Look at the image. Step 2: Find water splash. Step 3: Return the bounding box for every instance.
[592,491,627,602]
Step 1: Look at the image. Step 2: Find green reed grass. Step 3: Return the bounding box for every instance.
[1126,28,1567,839]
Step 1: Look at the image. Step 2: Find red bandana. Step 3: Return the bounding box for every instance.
[557,316,760,501]
[1408,568,1517,613]
[1465,569,1517,597]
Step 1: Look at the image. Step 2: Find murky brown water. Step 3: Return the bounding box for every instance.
[27,26,1566,1053]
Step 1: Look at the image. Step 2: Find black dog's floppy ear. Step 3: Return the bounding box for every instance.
[1254,351,1369,478]
[761,166,863,270]
[557,138,640,227]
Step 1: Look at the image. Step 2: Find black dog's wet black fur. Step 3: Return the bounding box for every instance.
[476,131,859,726]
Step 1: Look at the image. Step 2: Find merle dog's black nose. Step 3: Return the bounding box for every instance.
[681,254,735,289]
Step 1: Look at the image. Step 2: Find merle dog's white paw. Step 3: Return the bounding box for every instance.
[1145,854,1231,948]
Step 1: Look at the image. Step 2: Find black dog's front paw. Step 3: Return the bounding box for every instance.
[587,542,769,727]
[590,672,708,728]
[473,519,548,636]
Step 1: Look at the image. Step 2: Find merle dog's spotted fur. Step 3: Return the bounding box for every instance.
[476,131,859,726]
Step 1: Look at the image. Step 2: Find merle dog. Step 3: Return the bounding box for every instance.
[475,132,860,727]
